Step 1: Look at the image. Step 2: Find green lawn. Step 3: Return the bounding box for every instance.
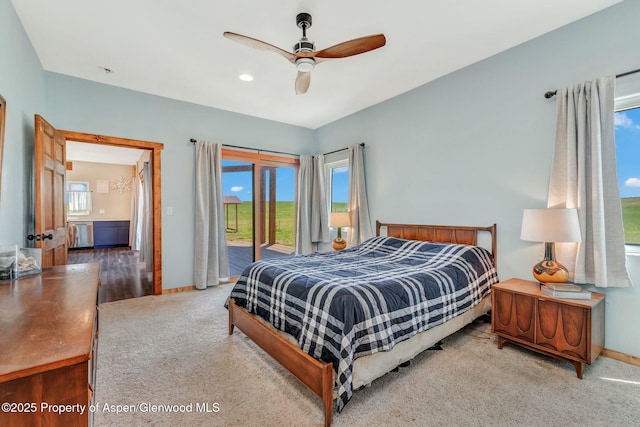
[622,197,640,244]
[226,199,640,246]
[224,201,348,247]
[225,201,296,247]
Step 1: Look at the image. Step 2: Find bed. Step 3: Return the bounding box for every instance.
[226,221,498,426]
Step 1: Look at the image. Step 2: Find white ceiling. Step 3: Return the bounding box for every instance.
[66,141,145,166]
[13,0,621,129]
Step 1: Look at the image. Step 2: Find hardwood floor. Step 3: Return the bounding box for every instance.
[67,248,152,304]
[67,243,293,303]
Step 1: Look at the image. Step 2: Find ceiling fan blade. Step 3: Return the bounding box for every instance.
[223,32,296,63]
[295,71,311,95]
[313,34,386,59]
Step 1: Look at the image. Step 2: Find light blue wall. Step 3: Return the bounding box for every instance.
[3,0,639,358]
[43,73,314,289]
[315,1,640,358]
[0,0,45,246]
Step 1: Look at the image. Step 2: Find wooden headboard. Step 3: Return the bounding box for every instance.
[375,220,498,269]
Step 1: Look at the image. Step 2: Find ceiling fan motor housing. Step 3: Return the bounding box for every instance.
[296,13,312,30]
[293,40,314,53]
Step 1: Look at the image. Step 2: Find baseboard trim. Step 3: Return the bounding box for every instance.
[162,285,197,294]
[161,281,236,295]
[602,348,640,367]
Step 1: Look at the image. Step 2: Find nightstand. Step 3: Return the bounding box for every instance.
[491,278,605,378]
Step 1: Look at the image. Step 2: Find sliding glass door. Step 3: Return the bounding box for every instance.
[259,164,296,260]
[221,159,254,277]
[222,150,298,277]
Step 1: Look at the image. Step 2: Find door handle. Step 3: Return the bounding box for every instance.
[27,233,53,241]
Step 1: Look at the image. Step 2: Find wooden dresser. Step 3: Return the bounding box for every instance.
[492,278,605,379]
[0,263,100,427]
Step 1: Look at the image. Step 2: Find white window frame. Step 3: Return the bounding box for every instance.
[615,78,640,255]
[325,158,349,214]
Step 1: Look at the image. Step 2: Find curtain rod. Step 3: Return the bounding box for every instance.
[544,67,640,99]
[324,142,365,156]
[189,138,298,157]
[189,138,365,157]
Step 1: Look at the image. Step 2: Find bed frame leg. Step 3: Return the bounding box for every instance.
[228,298,235,335]
[321,363,333,427]
[428,341,443,350]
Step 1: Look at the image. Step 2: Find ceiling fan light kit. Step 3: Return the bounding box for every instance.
[223,12,386,94]
[295,58,315,72]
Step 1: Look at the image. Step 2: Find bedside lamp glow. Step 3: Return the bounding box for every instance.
[520,208,581,283]
[329,212,351,250]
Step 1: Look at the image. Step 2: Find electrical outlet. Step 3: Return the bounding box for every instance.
[167,206,174,216]
[99,209,105,214]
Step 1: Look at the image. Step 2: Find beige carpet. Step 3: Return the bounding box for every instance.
[94,285,640,426]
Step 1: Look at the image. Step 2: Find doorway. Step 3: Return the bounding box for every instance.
[59,130,164,296]
[221,149,299,277]
[65,141,153,303]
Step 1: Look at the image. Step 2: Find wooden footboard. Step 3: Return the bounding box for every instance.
[228,298,334,427]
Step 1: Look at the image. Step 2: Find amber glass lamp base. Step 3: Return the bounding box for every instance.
[332,238,347,250]
[533,242,569,283]
[533,260,569,283]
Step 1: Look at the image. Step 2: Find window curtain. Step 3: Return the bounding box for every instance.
[548,75,632,287]
[129,174,140,250]
[347,144,373,246]
[139,162,153,273]
[296,154,329,254]
[194,141,229,288]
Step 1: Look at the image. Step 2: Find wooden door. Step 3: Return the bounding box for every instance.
[33,115,67,267]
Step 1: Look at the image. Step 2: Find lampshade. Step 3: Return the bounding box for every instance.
[520,209,581,243]
[329,212,351,228]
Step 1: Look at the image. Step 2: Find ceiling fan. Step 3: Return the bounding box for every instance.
[224,13,386,95]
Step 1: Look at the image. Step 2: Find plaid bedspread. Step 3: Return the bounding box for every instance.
[227,236,498,412]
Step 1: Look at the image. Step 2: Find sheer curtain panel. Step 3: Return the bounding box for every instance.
[347,144,373,247]
[139,162,153,273]
[296,154,329,254]
[194,141,229,288]
[548,76,632,287]
[129,174,140,250]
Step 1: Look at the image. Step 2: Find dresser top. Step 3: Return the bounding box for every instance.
[0,263,100,383]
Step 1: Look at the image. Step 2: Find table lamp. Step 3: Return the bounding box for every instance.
[329,212,351,250]
[520,208,581,283]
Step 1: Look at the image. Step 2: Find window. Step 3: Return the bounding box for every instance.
[615,83,640,246]
[326,159,349,212]
[66,181,92,215]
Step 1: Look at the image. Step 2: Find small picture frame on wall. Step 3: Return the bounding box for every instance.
[0,95,5,200]
[96,179,109,193]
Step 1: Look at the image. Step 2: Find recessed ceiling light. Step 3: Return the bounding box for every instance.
[238,73,254,82]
